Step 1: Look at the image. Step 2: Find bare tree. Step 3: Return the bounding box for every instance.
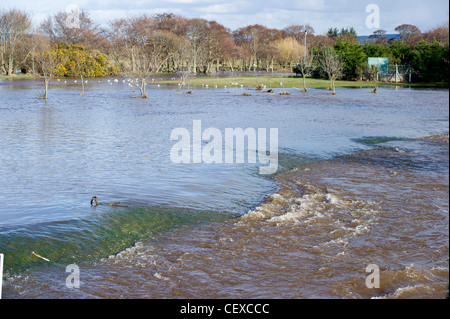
[125,15,170,97]
[178,70,194,92]
[233,24,265,71]
[319,48,343,94]
[203,21,233,74]
[422,22,449,44]
[108,17,139,73]
[184,18,208,73]
[282,24,315,42]
[171,34,192,72]
[0,9,32,75]
[233,24,282,72]
[296,46,314,92]
[34,39,59,101]
[129,45,151,97]
[105,19,126,71]
[395,24,421,41]
[41,9,104,49]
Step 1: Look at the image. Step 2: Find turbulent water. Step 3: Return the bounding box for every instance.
[0,78,448,299]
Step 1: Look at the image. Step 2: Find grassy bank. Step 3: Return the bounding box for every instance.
[156,75,449,89]
[0,74,39,80]
[2,73,448,89]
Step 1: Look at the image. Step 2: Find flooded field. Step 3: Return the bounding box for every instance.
[0,78,448,298]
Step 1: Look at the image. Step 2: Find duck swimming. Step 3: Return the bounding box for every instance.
[90,196,123,207]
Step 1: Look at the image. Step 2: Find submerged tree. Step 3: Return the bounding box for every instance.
[294,45,314,92]
[369,64,379,93]
[318,47,343,94]
[178,70,194,91]
[34,42,60,101]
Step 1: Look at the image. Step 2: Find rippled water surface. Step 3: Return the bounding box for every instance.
[0,78,448,298]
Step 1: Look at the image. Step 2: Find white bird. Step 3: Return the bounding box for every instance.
[114,79,118,82]
[57,79,60,81]
[107,79,111,82]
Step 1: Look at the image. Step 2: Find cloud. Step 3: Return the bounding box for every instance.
[164,0,211,3]
[196,2,243,14]
[275,0,327,11]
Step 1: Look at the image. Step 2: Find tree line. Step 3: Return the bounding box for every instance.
[1,8,448,90]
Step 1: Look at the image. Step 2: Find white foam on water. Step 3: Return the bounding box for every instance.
[153,272,170,281]
[373,284,435,299]
[100,241,159,268]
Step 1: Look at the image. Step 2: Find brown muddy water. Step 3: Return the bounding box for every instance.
[0,80,448,299]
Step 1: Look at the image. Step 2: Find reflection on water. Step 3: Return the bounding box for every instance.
[0,78,448,298]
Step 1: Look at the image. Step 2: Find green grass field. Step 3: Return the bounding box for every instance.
[0,74,38,79]
[156,75,448,89]
[2,73,447,89]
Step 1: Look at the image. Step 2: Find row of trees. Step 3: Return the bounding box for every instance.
[1,8,448,97]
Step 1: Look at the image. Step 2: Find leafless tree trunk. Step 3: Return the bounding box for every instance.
[0,9,32,75]
[129,32,169,97]
[297,48,314,92]
[319,48,343,94]
[34,42,58,101]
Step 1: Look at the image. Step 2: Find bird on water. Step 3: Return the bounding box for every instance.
[90,196,123,207]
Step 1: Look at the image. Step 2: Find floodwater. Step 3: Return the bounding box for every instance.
[0,77,448,299]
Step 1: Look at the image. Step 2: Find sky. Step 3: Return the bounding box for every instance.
[3,0,449,35]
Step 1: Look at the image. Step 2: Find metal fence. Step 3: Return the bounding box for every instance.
[378,64,413,83]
